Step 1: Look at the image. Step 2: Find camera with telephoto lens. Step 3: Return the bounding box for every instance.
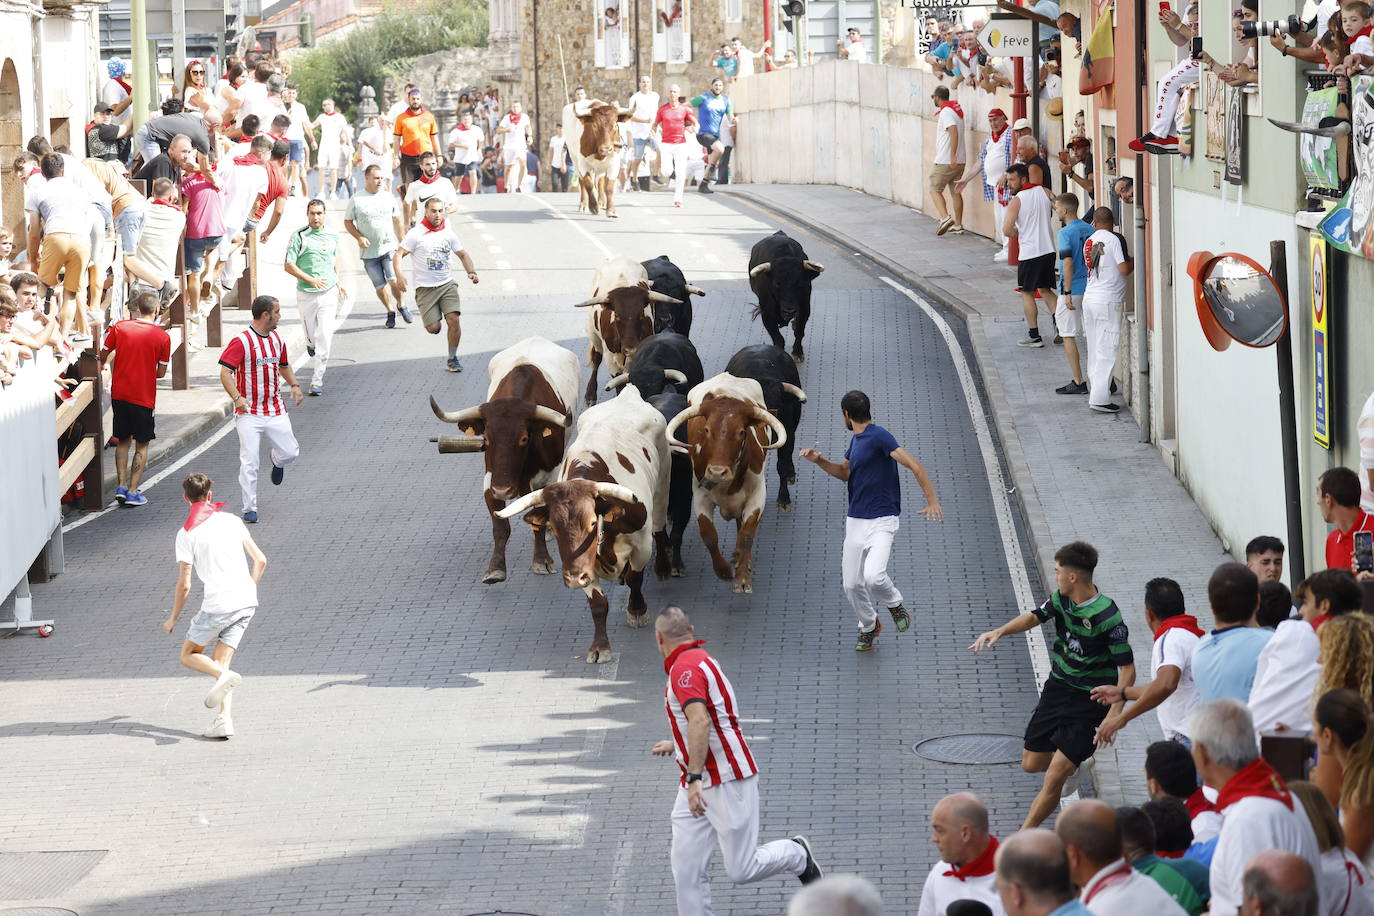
[1239,14,1306,39]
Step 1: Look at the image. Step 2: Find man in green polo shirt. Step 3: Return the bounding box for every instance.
[283,198,346,396]
[970,540,1135,828]
[1117,805,1207,915]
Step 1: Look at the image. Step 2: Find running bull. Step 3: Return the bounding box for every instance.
[564,99,633,218]
[604,331,704,399]
[577,256,681,407]
[641,255,705,337]
[747,230,825,362]
[726,344,807,511]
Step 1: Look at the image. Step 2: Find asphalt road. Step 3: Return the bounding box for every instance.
[3,188,1048,916]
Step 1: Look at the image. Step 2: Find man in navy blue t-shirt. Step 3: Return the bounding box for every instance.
[800,390,945,651]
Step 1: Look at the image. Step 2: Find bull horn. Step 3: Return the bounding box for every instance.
[647,291,683,304]
[749,262,772,278]
[574,295,608,308]
[593,481,641,507]
[663,369,687,384]
[430,395,482,425]
[782,383,808,403]
[495,488,547,519]
[604,373,630,391]
[665,404,700,450]
[685,284,706,296]
[803,260,826,274]
[752,406,789,450]
[531,405,572,428]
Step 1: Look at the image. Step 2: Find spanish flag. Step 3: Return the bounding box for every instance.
[1080,7,1115,94]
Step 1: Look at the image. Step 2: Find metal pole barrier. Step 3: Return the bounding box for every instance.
[1271,239,1307,582]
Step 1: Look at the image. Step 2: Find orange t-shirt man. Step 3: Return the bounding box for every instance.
[394,106,438,157]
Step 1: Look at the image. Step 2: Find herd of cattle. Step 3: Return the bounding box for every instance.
[430,231,826,663]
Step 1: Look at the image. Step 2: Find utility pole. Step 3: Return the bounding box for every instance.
[131,0,150,130]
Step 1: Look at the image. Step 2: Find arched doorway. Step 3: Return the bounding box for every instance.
[0,60,24,250]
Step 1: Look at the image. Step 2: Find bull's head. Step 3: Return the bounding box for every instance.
[496,480,647,589]
[666,395,787,488]
[749,258,825,325]
[605,367,688,396]
[575,287,680,362]
[577,103,636,157]
[430,395,571,501]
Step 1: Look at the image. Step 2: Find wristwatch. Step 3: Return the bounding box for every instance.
[686,773,704,784]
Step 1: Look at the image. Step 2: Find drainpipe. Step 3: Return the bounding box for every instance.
[763,0,772,70]
[1133,0,1151,443]
[533,0,542,160]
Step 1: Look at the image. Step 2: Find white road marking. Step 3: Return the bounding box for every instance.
[529,196,613,258]
[561,651,621,849]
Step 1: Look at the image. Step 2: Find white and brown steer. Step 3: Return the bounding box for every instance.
[576,255,680,407]
[667,373,788,595]
[564,99,632,217]
[430,336,578,584]
[497,384,670,663]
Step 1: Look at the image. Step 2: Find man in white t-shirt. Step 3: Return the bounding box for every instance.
[312,98,351,201]
[394,197,479,372]
[837,26,869,62]
[446,112,483,195]
[731,36,770,76]
[235,61,273,129]
[133,177,185,297]
[282,85,314,197]
[162,472,268,740]
[1081,206,1133,413]
[627,76,661,188]
[1003,163,1057,349]
[916,793,1003,916]
[1090,577,1203,747]
[356,115,392,190]
[404,151,459,223]
[100,58,133,127]
[928,85,966,236]
[496,101,532,193]
[213,135,271,291]
[548,125,570,193]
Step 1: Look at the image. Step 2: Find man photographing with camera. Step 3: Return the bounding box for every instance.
[1266,0,1340,62]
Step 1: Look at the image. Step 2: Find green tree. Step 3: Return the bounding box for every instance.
[290,0,488,120]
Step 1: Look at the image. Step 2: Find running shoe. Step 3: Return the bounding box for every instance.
[949,225,966,235]
[674,201,682,207]
[855,620,882,652]
[1090,402,1121,414]
[935,216,955,236]
[243,510,258,523]
[385,312,396,329]
[203,715,235,739]
[124,490,148,506]
[309,384,322,397]
[1056,380,1089,395]
[1061,755,1095,796]
[204,670,242,708]
[792,836,823,884]
[698,179,713,194]
[1016,336,1045,348]
[1053,334,1063,344]
[1111,379,1119,394]
[114,485,128,504]
[398,305,414,324]
[888,603,911,632]
[993,248,1009,263]
[446,356,463,372]
[271,463,285,485]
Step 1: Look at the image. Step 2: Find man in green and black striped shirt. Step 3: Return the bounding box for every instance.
[971,540,1136,829]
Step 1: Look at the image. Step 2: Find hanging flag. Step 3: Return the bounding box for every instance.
[1080,7,1115,94]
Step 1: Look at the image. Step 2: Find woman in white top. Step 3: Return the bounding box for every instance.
[216,63,246,127]
[1291,780,1374,916]
[181,60,218,118]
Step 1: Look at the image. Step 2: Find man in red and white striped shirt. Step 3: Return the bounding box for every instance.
[650,606,822,915]
[217,295,304,523]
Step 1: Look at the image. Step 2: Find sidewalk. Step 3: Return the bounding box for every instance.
[722,183,1235,805]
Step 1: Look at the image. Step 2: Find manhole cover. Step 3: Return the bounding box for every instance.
[461,912,545,915]
[0,909,80,915]
[0,851,106,900]
[913,734,1023,765]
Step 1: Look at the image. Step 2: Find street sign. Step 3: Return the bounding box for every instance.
[142,0,228,37]
[977,16,1034,56]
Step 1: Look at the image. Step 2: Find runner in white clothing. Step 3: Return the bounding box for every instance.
[1003,162,1058,348]
[162,471,267,740]
[627,76,662,187]
[312,99,351,200]
[496,102,531,193]
[649,606,822,915]
[447,112,483,195]
[1081,207,1133,413]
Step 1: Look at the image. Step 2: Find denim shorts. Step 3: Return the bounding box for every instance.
[184,235,221,273]
[633,137,652,157]
[115,202,146,253]
[186,606,255,649]
[362,253,396,288]
[289,139,305,163]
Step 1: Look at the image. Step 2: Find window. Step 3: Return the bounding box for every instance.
[725,0,741,22]
[653,0,693,63]
[596,0,631,69]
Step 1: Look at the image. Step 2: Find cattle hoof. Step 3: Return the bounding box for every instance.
[778,501,793,513]
[531,560,556,575]
[482,569,508,584]
[584,394,598,407]
[732,580,753,595]
[792,352,805,363]
[672,565,687,578]
[586,646,615,664]
[712,561,734,581]
[626,608,649,628]
[788,475,798,485]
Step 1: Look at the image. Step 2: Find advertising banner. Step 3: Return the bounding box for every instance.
[1310,232,1331,449]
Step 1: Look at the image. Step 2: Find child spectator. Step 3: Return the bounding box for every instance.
[1342,0,1374,71]
[0,227,15,279]
[9,271,62,352]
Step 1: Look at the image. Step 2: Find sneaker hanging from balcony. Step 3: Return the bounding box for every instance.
[1128,133,1179,155]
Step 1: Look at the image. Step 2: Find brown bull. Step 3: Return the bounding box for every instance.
[575,101,633,218]
[576,287,678,406]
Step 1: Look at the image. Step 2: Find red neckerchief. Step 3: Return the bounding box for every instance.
[423,216,447,232]
[508,112,522,125]
[939,100,965,119]
[268,132,286,143]
[1154,614,1205,640]
[1355,24,1373,38]
[236,135,254,143]
[417,172,441,184]
[457,123,472,131]
[990,126,1007,143]
[183,500,225,531]
[1215,758,1293,812]
[115,77,132,94]
[233,154,259,167]
[85,121,97,133]
[1185,786,1215,819]
[1021,182,1045,191]
[662,639,706,673]
[1082,860,1134,905]
[23,168,39,182]
[1156,849,1185,859]
[1313,614,1333,631]
[943,836,998,880]
[152,199,180,210]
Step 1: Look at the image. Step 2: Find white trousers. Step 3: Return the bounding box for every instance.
[236,413,300,512]
[993,199,1008,247]
[669,776,806,916]
[1151,58,1201,138]
[1082,298,1123,407]
[661,142,693,204]
[842,515,903,630]
[298,287,339,387]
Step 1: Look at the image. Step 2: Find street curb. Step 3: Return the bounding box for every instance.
[720,186,1125,799]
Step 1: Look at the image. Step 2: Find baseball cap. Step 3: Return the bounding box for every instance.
[1068,136,1091,149]
[988,108,1007,119]
[1012,117,1032,131]
[93,102,114,115]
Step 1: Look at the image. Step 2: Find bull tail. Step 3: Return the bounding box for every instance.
[750,303,762,322]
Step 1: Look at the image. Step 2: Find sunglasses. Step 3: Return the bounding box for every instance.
[190,69,205,74]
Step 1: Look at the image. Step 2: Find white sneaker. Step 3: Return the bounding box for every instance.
[203,715,234,739]
[204,669,242,708]
[993,248,1009,263]
[1061,755,1095,797]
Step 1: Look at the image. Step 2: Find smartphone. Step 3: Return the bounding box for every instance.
[1190,36,1203,59]
[1159,0,1171,11]
[1356,530,1374,574]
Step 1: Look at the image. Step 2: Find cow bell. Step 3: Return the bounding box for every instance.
[433,435,486,454]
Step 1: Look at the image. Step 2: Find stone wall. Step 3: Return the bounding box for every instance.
[508,0,769,154]
[383,47,491,135]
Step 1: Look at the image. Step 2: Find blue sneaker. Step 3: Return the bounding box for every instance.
[243,510,258,523]
[309,384,322,397]
[114,485,129,504]
[445,356,463,372]
[124,490,148,507]
[398,305,414,324]
[270,463,285,486]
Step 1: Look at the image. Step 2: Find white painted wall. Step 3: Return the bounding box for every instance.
[1171,188,1293,555]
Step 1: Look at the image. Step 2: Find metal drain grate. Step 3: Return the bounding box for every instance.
[0,851,106,900]
[913,734,1024,765]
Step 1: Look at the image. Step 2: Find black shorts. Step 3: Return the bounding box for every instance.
[452,162,474,177]
[1023,676,1109,767]
[698,132,720,150]
[1017,253,1057,293]
[112,399,156,443]
[399,154,424,186]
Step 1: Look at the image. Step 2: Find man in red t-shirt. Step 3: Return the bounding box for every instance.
[1318,467,1374,571]
[653,83,699,208]
[250,140,290,245]
[100,290,171,506]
